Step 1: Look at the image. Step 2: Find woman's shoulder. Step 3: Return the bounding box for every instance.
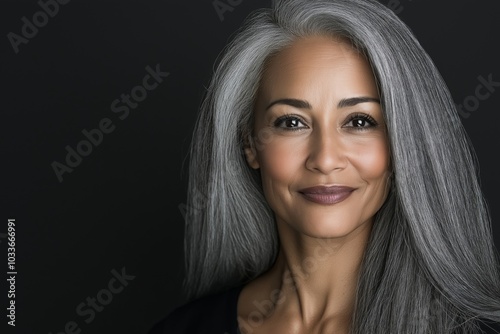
[148,285,244,334]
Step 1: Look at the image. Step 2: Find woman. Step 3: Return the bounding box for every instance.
[150,0,500,333]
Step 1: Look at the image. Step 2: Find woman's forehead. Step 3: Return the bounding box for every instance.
[257,36,378,104]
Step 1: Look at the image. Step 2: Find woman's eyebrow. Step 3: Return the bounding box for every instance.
[265,98,311,110]
[337,97,380,108]
[265,96,380,111]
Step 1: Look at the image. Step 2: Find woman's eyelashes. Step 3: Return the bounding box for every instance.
[272,112,379,131]
[273,114,307,130]
[342,113,379,130]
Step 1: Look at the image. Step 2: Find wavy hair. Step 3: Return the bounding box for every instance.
[182,0,500,332]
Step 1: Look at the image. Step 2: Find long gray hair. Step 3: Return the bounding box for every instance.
[183,0,500,332]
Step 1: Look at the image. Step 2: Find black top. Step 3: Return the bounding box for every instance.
[148,285,500,334]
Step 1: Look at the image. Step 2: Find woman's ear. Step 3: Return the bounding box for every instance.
[243,133,260,169]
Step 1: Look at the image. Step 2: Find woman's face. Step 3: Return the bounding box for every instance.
[245,35,391,239]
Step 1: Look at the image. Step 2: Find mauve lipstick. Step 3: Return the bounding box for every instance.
[298,185,355,205]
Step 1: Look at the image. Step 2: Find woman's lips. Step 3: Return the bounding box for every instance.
[298,186,355,205]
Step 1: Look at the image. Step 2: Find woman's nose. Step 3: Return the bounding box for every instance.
[305,127,347,174]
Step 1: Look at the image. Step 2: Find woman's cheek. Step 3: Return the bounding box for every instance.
[260,137,305,183]
[346,136,389,180]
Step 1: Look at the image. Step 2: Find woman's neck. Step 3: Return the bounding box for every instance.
[237,218,373,333]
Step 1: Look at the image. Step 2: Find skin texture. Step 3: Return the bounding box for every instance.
[239,35,392,333]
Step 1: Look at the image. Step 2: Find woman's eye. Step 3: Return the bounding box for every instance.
[343,113,378,129]
[273,115,307,130]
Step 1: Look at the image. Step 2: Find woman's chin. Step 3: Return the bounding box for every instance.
[290,220,369,240]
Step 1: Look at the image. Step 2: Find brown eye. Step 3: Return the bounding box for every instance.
[274,115,307,130]
[285,118,301,127]
[343,113,378,130]
[353,118,367,127]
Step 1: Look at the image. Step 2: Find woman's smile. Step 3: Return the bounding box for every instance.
[298,185,356,205]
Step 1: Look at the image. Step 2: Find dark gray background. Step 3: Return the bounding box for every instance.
[1,0,499,333]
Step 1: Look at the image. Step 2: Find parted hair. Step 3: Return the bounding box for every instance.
[183,0,500,332]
